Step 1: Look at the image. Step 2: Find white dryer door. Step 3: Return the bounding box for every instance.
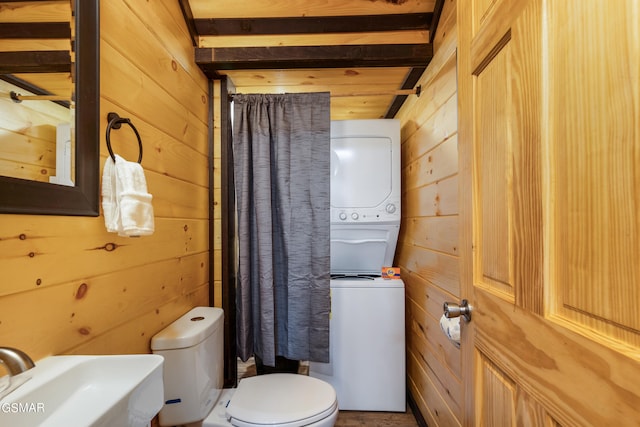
[330,136,392,209]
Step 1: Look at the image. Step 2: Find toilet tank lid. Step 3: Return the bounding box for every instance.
[151,306,224,351]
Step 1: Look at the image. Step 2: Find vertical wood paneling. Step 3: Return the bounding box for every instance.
[456,0,476,424]
[189,0,433,19]
[396,0,460,425]
[509,2,543,313]
[212,80,222,307]
[0,0,210,363]
[476,44,513,294]
[477,353,516,426]
[550,0,640,346]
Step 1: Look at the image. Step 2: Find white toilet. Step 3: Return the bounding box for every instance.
[151,306,339,427]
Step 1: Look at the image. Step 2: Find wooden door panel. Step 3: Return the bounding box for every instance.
[472,0,544,309]
[548,0,640,348]
[515,388,559,427]
[476,352,516,426]
[476,42,513,297]
[476,354,563,426]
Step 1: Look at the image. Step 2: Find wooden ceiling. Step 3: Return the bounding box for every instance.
[0,1,444,120]
[180,0,444,120]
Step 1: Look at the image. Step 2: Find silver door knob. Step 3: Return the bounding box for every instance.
[443,299,472,322]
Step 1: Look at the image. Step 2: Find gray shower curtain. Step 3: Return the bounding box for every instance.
[232,92,331,367]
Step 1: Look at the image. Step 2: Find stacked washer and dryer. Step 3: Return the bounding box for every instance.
[309,119,406,412]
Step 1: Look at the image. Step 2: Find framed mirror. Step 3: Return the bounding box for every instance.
[0,0,99,216]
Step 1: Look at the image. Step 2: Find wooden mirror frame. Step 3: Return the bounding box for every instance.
[0,0,99,216]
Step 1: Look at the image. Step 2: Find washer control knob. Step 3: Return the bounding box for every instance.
[386,203,397,214]
[351,212,359,220]
[339,212,347,221]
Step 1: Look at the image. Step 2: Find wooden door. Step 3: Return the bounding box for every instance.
[458,0,640,425]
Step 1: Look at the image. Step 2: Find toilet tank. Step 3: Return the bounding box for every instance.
[151,306,224,427]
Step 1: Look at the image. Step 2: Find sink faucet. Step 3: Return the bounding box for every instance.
[0,347,35,376]
[0,347,35,400]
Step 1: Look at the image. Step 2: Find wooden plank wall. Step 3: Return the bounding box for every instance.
[395,0,462,425]
[0,0,212,369]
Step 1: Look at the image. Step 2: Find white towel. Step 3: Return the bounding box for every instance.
[102,154,154,237]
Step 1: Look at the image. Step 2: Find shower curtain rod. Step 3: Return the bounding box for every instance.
[10,91,70,103]
[228,85,421,99]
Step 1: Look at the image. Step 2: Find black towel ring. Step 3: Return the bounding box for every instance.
[106,112,143,163]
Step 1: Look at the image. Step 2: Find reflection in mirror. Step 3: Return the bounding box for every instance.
[0,0,99,216]
[0,1,74,185]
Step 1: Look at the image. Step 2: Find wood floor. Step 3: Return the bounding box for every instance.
[237,358,420,427]
[335,409,419,427]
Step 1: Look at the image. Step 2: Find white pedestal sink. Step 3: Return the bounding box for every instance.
[0,354,164,427]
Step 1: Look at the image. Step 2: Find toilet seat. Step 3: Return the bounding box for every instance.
[226,374,338,427]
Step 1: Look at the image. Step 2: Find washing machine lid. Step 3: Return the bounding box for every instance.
[226,374,337,427]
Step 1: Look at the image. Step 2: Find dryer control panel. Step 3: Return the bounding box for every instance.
[331,200,400,223]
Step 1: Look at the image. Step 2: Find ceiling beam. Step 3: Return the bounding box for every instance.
[429,0,446,43]
[177,0,198,46]
[0,51,71,73]
[196,44,432,76]
[194,13,432,36]
[0,22,70,39]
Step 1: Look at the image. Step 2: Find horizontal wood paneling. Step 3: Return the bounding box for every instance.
[405,273,462,381]
[402,216,459,257]
[330,95,396,120]
[189,0,435,19]
[101,42,208,157]
[0,0,210,364]
[397,242,460,296]
[0,1,70,23]
[407,350,461,427]
[226,67,411,88]
[0,253,208,355]
[0,39,69,52]
[101,100,208,188]
[396,0,460,425]
[399,43,457,141]
[0,217,208,296]
[225,67,412,120]
[403,134,458,191]
[200,31,429,48]
[403,174,458,218]
[68,284,209,355]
